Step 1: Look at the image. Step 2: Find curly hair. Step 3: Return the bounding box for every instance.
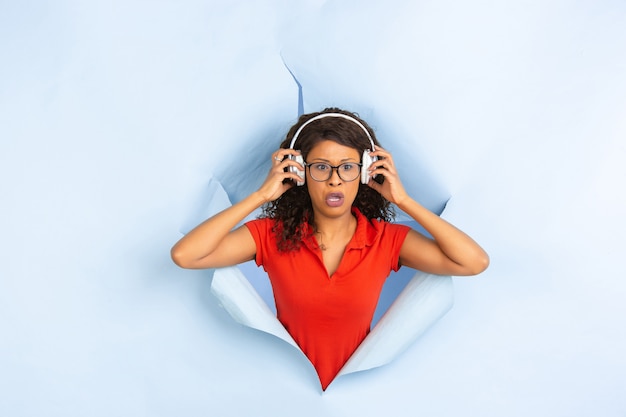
[261,108,395,251]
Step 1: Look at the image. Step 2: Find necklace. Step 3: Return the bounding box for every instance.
[315,231,327,251]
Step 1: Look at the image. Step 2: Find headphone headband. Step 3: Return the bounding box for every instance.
[288,113,376,151]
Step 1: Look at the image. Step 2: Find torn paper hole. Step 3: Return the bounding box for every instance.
[211,265,453,384]
[183,177,454,389]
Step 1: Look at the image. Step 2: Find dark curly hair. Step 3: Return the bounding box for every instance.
[261,107,395,251]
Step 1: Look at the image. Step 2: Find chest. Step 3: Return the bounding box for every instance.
[320,246,346,277]
[266,242,392,298]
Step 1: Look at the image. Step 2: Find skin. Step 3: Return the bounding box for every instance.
[171,140,490,277]
[303,141,361,275]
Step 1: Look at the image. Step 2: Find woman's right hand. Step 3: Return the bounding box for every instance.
[171,150,303,270]
[257,149,304,202]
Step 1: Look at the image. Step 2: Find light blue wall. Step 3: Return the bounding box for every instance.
[1,1,625,416]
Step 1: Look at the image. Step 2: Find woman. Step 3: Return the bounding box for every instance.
[171,108,489,390]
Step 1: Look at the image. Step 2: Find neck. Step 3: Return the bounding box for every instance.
[313,211,357,241]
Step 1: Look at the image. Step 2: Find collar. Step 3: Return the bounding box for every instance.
[348,207,379,249]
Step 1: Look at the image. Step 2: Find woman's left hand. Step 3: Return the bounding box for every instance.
[366,146,410,205]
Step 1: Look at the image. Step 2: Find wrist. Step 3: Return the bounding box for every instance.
[250,190,270,207]
[394,193,413,210]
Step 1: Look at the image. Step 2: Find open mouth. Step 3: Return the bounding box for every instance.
[326,192,344,207]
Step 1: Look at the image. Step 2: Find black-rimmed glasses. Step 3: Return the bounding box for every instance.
[305,162,362,182]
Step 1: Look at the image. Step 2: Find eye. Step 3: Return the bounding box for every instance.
[313,163,330,171]
[340,163,356,171]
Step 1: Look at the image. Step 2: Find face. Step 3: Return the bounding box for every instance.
[305,140,361,220]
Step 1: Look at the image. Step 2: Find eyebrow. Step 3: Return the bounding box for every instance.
[308,157,359,163]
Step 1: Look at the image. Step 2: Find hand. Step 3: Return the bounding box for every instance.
[257,149,304,202]
[366,146,410,206]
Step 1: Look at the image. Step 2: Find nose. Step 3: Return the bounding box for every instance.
[328,166,342,185]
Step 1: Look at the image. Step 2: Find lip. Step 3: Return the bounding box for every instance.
[325,192,344,207]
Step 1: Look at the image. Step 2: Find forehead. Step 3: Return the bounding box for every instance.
[307,140,360,161]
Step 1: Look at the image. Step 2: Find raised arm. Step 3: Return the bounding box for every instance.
[170,149,303,269]
[367,146,489,276]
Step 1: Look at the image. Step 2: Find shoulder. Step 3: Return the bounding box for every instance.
[245,216,273,230]
[244,217,280,265]
[244,217,276,241]
[352,208,410,246]
[374,219,411,243]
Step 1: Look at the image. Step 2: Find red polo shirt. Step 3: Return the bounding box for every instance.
[245,208,410,390]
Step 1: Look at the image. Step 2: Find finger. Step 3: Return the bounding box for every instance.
[371,145,391,158]
[273,150,303,167]
[373,144,387,152]
[370,159,396,175]
[272,152,285,164]
[371,154,395,170]
[377,152,394,166]
[369,167,391,181]
[282,156,304,171]
[276,148,302,159]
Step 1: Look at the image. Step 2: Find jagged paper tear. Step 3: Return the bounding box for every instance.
[191,176,454,386]
[212,265,453,381]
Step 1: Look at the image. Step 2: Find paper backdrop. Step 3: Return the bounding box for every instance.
[1,1,625,416]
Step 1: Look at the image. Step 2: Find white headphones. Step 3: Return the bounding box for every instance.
[287,113,378,186]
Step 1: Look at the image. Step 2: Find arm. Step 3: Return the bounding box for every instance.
[367,147,489,276]
[170,149,303,269]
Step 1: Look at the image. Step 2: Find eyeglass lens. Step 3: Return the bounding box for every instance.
[308,162,361,181]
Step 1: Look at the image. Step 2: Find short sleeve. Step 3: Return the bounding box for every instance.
[244,218,272,267]
[383,223,411,272]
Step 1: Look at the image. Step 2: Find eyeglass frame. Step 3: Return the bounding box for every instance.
[304,161,363,182]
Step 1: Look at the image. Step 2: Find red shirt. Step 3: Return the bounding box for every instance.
[245,208,410,390]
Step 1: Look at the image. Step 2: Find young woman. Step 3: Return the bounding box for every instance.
[171,108,489,390]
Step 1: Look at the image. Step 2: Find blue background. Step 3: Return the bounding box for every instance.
[1,1,625,415]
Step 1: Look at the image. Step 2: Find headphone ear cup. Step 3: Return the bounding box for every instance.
[361,150,377,184]
[289,154,306,186]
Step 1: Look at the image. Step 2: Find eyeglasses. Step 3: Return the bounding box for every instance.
[305,162,362,182]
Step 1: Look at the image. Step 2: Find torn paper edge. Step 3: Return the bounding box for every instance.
[211,267,453,376]
[337,272,453,376]
[199,176,455,376]
[211,266,299,350]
